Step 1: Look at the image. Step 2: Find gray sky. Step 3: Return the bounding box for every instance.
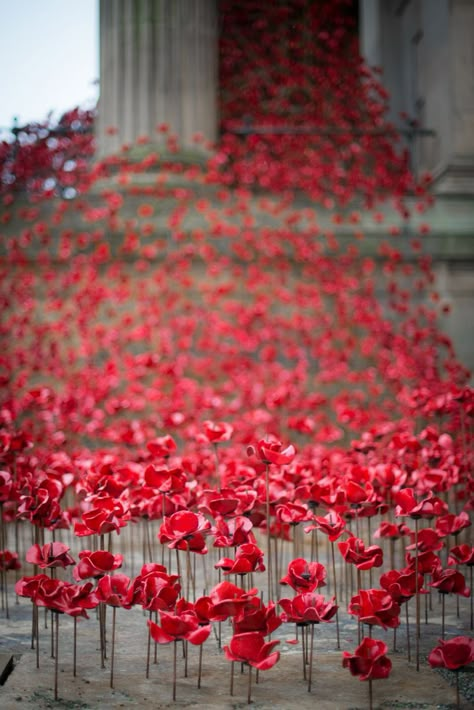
[0,0,98,134]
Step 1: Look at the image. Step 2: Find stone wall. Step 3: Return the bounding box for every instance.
[359,0,474,194]
[96,0,218,157]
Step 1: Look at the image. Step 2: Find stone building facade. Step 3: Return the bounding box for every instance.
[360,0,474,195]
[96,0,474,375]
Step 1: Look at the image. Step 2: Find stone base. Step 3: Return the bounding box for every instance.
[431,158,474,196]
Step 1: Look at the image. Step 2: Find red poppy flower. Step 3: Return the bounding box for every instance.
[342,479,375,506]
[279,592,338,625]
[74,496,130,537]
[17,480,62,528]
[435,512,471,538]
[338,536,383,571]
[233,598,282,635]
[379,567,425,603]
[63,581,99,618]
[207,581,258,620]
[202,420,234,443]
[193,595,216,625]
[33,577,69,613]
[158,510,212,554]
[405,549,440,575]
[25,542,75,569]
[144,465,187,493]
[406,528,443,553]
[373,521,410,541]
[0,469,12,502]
[130,567,181,611]
[428,636,474,670]
[342,637,392,681]
[215,542,265,576]
[199,491,240,518]
[448,544,474,567]
[280,558,326,592]
[429,566,470,597]
[213,514,255,547]
[394,490,447,519]
[349,589,400,629]
[0,549,21,571]
[146,435,177,459]
[224,631,280,670]
[306,511,347,541]
[275,502,313,526]
[73,549,123,580]
[94,574,133,608]
[247,438,296,466]
[148,606,211,645]
[15,573,50,600]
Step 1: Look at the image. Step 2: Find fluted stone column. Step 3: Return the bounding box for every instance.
[96,0,218,157]
[359,0,474,194]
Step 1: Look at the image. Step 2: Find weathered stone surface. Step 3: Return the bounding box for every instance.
[96,0,218,158]
[359,0,474,194]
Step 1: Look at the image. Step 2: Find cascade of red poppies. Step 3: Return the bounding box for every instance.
[0,0,473,705]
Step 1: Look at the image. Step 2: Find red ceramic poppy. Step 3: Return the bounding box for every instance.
[202,420,234,443]
[73,549,123,580]
[144,465,187,493]
[199,491,240,518]
[306,511,347,541]
[147,435,177,459]
[26,542,75,569]
[279,592,338,625]
[429,566,470,597]
[275,502,313,525]
[338,536,383,571]
[207,581,258,620]
[33,578,69,613]
[74,495,130,537]
[342,637,392,681]
[213,514,255,547]
[148,605,211,645]
[428,636,474,670]
[348,589,400,629]
[280,558,326,592]
[62,581,99,618]
[127,563,180,608]
[405,549,440,575]
[247,437,296,466]
[406,528,443,553]
[233,598,282,635]
[17,481,62,529]
[0,549,21,571]
[223,631,280,670]
[394,490,447,519]
[15,573,50,600]
[94,574,132,608]
[215,542,265,576]
[373,521,410,540]
[158,510,212,554]
[379,567,425,603]
[435,512,471,538]
[448,544,474,567]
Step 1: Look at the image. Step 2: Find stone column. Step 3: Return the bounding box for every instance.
[96,0,218,157]
[359,0,474,194]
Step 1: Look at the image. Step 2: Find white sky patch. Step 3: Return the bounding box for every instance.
[0,0,99,136]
